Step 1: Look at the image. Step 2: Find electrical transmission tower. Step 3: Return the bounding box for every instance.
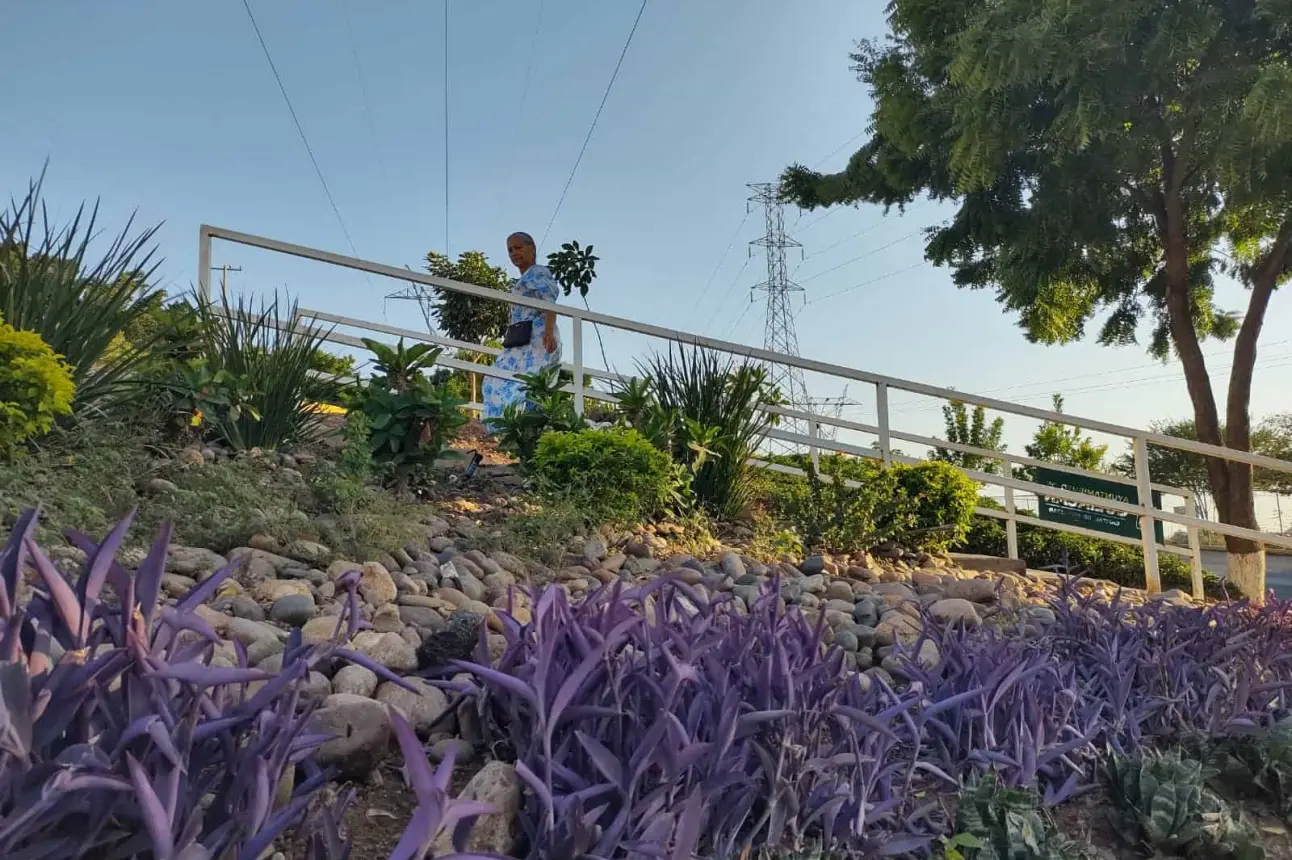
[748,183,812,452]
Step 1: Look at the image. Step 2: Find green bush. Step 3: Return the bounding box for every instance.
[492,367,587,466]
[311,410,374,514]
[0,316,75,453]
[767,455,978,555]
[959,499,1218,593]
[532,427,678,523]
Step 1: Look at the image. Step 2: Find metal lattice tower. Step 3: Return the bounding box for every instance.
[748,183,811,450]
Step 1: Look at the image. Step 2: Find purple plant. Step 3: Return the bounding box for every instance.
[445,576,943,859]
[0,508,416,859]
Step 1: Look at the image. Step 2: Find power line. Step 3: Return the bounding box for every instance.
[338,0,388,195]
[798,230,924,285]
[702,255,752,331]
[795,206,845,233]
[812,132,864,169]
[241,0,360,258]
[686,211,751,327]
[541,0,650,247]
[811,261,929,303]
[498,0,547,223]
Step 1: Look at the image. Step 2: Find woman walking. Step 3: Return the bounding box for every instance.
[481,231,562,428]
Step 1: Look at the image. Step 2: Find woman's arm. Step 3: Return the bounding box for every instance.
[543,310,558,353]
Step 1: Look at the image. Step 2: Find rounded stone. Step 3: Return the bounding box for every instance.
[270,593,317,627]
[332,664,379,698]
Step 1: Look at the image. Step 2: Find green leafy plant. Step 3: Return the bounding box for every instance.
[531,427,679,523]
[0,171,164,410]
[162,359,261,439]
[546,240,599,297]
[0,315,75,453]
[639,346,774,520]
[190,290,333,450]
[357,344,467,492]
[492,367,588,465]
[949,774,1087,860]
[312,409,375,514]
[1105,750,1264,859]
[1186,721,1292,822]
[425,249,512,346]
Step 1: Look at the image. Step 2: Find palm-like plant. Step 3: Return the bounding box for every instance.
[0,171,164,409]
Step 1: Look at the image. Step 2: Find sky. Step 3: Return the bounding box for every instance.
[4,0,1292,528]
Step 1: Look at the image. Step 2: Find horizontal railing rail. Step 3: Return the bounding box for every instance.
[201,224,1292,600]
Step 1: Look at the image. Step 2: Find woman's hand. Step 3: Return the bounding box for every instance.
[544,327,558,353]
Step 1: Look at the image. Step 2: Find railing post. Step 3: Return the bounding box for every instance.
[198,227,212,303]
[1185,494,1204,599]
[571,315,585,417]
[1004,463,1019,561]
[809,418,820,470]
[1133,435,1162,593]
[876,382,892,467]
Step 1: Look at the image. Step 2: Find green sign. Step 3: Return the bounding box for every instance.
[1034,467,1165,543]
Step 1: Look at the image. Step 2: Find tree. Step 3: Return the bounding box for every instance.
[425,250,510,403]
[1254,414,1292,496]
[931,400,1006,474]
[780,0,1292,597]
[1025,395,1107,472]
[1113,419,1215,521]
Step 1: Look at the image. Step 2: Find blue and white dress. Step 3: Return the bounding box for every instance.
[482,264,562,425]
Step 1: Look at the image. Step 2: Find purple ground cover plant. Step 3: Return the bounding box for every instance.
[0,507,421,860]
[443,576,944,859]
[441,572,1292,859]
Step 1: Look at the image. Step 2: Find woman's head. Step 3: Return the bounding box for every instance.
[506,232,537,271]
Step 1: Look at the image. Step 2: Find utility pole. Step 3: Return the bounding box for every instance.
[210,264,242,295]
[748,183,811,452]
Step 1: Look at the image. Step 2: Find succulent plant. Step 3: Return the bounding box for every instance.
[949,774,1087,860]
[1105,750,1265,859]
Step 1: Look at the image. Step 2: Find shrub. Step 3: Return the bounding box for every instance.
[959,503,1217,593]
[0,315,74,452]
[531,427,678,523]
[768,456,978,554]
[311,410,375,514]
[0,172,164,409]
[357,341,468,492]
[492,367,587,466]
[635,347,774,519]
[0,508,417,858]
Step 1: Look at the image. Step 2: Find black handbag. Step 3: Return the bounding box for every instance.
[502,320,533,349]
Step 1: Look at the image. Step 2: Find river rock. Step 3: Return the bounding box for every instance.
[332,664,379,698]
[928,598,982,627]
[359,562,397,607]
[351,631,418,673]
[432,762,522,856]
[306,695,391,779]
[375,677,450,735]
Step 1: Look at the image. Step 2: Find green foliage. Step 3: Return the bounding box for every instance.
[771,456,978,554]
[190,291,332,450]
[1187,720,1292,822]
[0,315,75,452]
[491,367,587,466]
[959,504,1218,593]
[637,347,774,520]
[361,336,440,392]
[1024,396,1107,472]
[932,400,1007,475]
[0,172,164,409]
[531,427,679,523]
[311,410,374,514]
[1106,750,1264,859]
[357,346,467,491]
[546,240,599,298]
[1113,419,1216,521]
[948,774,1086,860]
[425,249,512,345]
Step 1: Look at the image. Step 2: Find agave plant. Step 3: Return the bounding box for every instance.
[1105,750,1264,859]
[0,507,419,859]
[0,171,165,409]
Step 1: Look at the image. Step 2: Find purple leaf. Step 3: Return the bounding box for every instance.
[127,754,176,858]
[147,662,271,686]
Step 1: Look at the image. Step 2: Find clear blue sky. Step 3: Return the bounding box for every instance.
[4,0,1291,512]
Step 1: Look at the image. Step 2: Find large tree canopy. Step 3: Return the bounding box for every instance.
[782,0,1292,596]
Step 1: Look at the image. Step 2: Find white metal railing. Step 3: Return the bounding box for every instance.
[200,225,1292,599]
